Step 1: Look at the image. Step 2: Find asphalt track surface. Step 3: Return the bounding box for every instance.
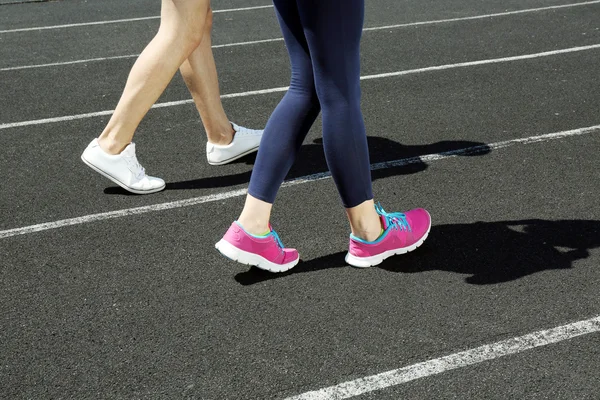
[1,0,599,399]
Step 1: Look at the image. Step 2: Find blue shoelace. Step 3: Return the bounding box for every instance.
[375,203,411,232]
[271,229,285,250]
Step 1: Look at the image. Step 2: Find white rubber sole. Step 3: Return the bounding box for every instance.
[345,223,431,268]
[215,239,299,273]
[207,145,259,166]
[81,154,165,195]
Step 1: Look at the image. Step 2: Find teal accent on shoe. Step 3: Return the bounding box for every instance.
[234,221,285,248]
[349,203,412,245]
[350,229,390,245]
[375,203,411,232]
[234,221,269,237]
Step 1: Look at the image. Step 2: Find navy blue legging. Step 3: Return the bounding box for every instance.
[248,0,373,208]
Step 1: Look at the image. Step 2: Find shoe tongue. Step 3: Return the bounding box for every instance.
[380,215,389,230]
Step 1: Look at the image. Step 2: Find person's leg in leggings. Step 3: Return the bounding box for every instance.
[239,0,381,241]
[297,0,380,240]
[237,0,321,234]
[97,0,210,154]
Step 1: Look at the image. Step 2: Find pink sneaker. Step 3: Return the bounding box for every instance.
[345,204,431,268]
[215,222,299,273]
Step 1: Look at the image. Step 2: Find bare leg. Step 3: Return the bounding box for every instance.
[237,195,273,235]
[180,8,234,146]
[346,200,382,241]
[238,195,381,241]
[97,0,211,154]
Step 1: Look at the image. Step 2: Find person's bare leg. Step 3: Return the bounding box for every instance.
[97,0,211,155]
[180,8,234,146]
[237,195,273,235]
[237,195,381,241]
[346,199,383,242]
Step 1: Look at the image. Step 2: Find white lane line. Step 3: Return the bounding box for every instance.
[362,0,600,32]
[0,86,291,130]
[0,38,288,72]
[0,54,141,72]
[359,44,600,81]
[0,5,274,34]
[2,43,600,131]
[0,38,288,73]
[284,315,600,400]
[3,0,600,72]
[1,124,598,239]
[2,0,598,35]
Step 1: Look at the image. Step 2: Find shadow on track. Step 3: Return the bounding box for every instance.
[234,219,600,286]
[103,137,491,194]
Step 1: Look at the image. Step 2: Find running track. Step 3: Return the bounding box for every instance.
[1,0,599,398]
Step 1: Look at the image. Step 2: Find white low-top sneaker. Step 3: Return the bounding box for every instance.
[81,139,166,194]
[206,122,263,165]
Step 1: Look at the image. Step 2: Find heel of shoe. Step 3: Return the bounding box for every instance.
[215,239,299,273]
[215,239,243,262]
[345,252,382,268]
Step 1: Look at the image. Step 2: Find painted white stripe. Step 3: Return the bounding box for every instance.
[0,5,274,34]
[359,44,600,81]
[0,54,141,72]
[211,37,285,49]
[362,0,600,32]
[1,124,598,239]
[284,315,600,400]
[0,39,287,72]
[3,0,598,35]
[3,1,600,72]
[2,43,600,131]
[0,86,291,130]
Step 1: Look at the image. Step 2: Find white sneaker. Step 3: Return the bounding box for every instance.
[206,122,263,166]
[81,139,166,194]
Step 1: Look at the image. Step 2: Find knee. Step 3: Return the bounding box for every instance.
[184,10,209,49]
[288,83,320,109]
[289,71,319,104]
[178,22,206,53]
[319,94,360,115]
[319,83,361,112]
[187,26,205,50]
[165,25,202,53]
[159,2,210,50]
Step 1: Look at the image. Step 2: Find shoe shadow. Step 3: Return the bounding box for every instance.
[163,137,491,191]
[234,219,600,286]
[103,137,491,195]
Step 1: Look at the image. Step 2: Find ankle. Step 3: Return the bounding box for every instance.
[347,200,383,242]
[237,217,269,236]
[207,124,235,146]
[352,224,383,242]
[97,136,128,155]
[349,210,383,241]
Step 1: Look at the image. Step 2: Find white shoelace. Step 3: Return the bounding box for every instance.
[123,145,146,180]
[233,123,261,136]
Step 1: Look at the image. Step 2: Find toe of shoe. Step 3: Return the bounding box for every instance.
[283,248,299,264]
[405,208,432,238]
[149,177,166,189]
[138,176,165,191]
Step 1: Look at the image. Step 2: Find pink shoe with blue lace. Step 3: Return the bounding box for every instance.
[215,222,299,273]
[345,204,431,268]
